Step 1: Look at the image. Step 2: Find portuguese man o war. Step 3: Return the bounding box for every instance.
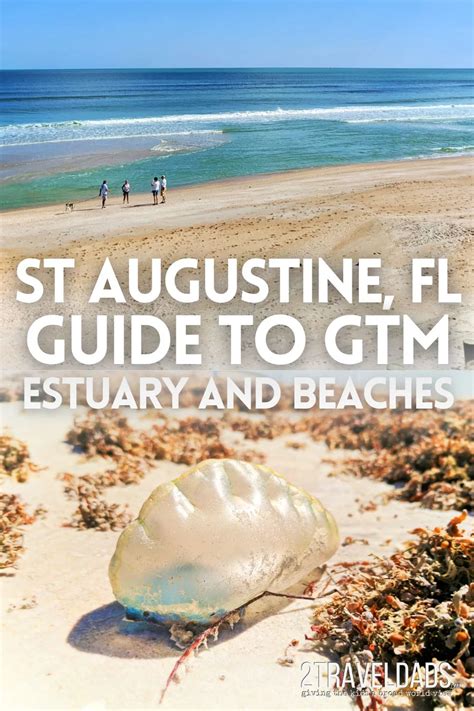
[109,459,339,626]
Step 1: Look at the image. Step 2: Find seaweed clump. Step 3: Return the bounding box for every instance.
[302,404,473,453]
[218,404,474,512]
[149,416,265,465]
[63,412,264,526]
[222,413,294,441]
[308,512,474,709]
[66,410,154,461]
[64,478,132,531]
[65,410,155,499]
[66,411,265,470]
[345,434,473,511]
[0,434,42,482]
[329,403,474,511]
[60,455,149,494]
[236,406,474,511]
[0,494,36,570]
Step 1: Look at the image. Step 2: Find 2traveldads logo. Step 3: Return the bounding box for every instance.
[300,660,454,698]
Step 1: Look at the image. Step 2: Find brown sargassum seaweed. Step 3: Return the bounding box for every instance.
[65,404,473,516]
[0,434,42,482]
[307,512,473,709]
[0,494,36,570]
[0,436,45,571]
[226,404,474,512]
[66,410,265,467]
[62,477,132,532]
[65,410,154,460]
[316,405,473,511]
[147,415,265,465]
[62,411,266,530]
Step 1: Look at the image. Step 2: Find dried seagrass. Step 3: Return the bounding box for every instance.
[222,413,295,440]
[66,411,264,469]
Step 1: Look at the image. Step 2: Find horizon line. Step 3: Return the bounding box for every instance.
[1,65,473,71]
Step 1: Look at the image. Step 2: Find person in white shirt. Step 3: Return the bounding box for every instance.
[99,180,109,208]
[122,180,130,204]
[151,176,159,205]
[160,175,167,203]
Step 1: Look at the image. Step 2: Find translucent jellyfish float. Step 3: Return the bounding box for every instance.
[109,459,339,626]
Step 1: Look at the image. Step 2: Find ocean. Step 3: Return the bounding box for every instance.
[0,68,473,209]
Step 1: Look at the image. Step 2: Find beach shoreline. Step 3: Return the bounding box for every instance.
[2,67,473,213]
[1,154,471,219]
[1,155,472,371]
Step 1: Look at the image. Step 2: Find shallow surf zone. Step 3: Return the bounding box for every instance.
[2,102,473,184]
[0,130,229,183]
[2,103,474,147]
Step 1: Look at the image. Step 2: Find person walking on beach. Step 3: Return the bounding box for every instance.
[99,180,109,208]
[151,176,160,205]
[122,179,130,204]
[160,175,167,203]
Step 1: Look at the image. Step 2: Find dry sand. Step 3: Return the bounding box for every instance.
[1,156,473,371]
[0,403,460,711]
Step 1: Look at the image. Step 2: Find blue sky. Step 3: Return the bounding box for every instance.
[1,0,472,69]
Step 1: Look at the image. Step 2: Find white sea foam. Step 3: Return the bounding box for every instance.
[345,115,473,124]
[1,103,473,146]
[0,129,224,148]
[150,141,202,155]
[432,144,474,153]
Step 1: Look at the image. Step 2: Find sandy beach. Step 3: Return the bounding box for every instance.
[1,156,473,372]
[1,156,473,709]
[1,402,463,711]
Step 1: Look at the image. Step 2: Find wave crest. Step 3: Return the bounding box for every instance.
[1,103,473,147]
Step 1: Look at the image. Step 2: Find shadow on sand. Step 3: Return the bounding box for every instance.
[67,588,304,660]
[54,208,98,215]
[127,203,161,209]
[54,202,161,215]
[68,601,173,659]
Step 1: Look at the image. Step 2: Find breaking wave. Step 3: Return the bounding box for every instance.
[1,103,473,146]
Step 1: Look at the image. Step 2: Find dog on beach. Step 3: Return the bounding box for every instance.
[65,202,74,212]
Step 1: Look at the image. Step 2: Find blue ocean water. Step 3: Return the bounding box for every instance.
[0,68,473,209]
